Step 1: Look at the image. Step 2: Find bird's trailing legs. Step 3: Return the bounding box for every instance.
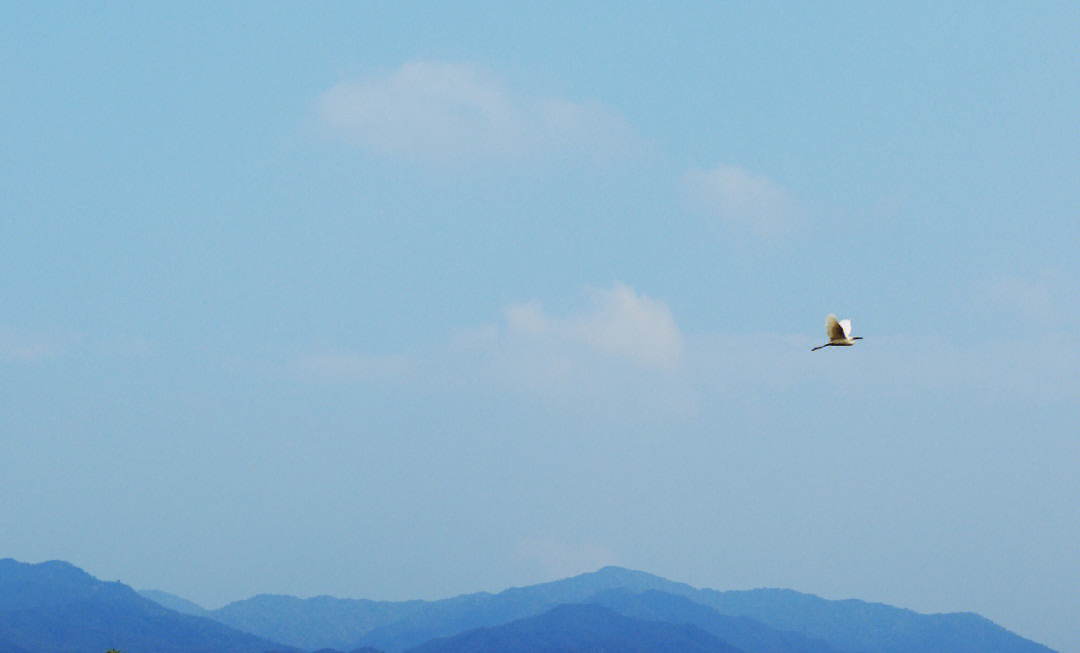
[812,314,863,351]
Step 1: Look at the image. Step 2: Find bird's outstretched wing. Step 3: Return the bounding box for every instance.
[839,319,852,339]
[825,314,845,342]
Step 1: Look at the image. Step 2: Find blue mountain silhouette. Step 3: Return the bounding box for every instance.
[5,559,1057,653]
[0,558,290,653]
[403,602,743,653]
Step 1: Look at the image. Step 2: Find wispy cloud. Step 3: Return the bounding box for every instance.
[226,285,688,420]
[503,283,684,370]
[314,61,642,166]
[223,295,1080,416]
[439,283,694,417]
[681,164,807,237]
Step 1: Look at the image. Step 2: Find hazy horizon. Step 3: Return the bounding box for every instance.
[3,3,1077,652]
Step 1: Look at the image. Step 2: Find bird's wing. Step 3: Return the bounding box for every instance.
[839,319,852,339]
[825,314,845,341]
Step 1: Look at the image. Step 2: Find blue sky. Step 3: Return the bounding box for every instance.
[2,3,1078,651]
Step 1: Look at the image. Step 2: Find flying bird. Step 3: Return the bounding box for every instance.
[812,314,863,351]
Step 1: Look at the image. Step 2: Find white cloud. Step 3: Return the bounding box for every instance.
[503,283,684,370]
[314,61,641,166]
[223,288,1080,414]
[436,283,695,417]
[681,164,807,236]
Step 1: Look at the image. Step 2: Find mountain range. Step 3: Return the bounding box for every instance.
[0,558,288,653]
[0,558,1056,653]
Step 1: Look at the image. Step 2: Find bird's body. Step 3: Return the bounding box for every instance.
[812,314,863,351]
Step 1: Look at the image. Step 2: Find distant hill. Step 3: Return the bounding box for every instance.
[0,559,1057,653]
[198,565,691,651]
[355,565,690,652]
[209,594,424,651]
[139,589,211,617]
[689,587,1056,653]
[353,567,1056,653]
[0,558,291,653]
[496,565,697,603]
[182,564,1055,653]
[403,602,744,653]
[586,588,845,653]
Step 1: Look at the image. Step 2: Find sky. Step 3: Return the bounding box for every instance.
[2,2,1078,651]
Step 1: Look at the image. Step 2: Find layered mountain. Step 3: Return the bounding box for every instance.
[140,564,1053,653]
[0,558,289,653]
[403,602,743,653]
[196,566,684,651]
[351,567,1052,653]
[688,586,1055,653]
[5,559,1057,653]
[137,589,211,618]
[208,594,423,652]
[586,588,844,653]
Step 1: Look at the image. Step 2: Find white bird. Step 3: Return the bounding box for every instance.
[811,314,863,351]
